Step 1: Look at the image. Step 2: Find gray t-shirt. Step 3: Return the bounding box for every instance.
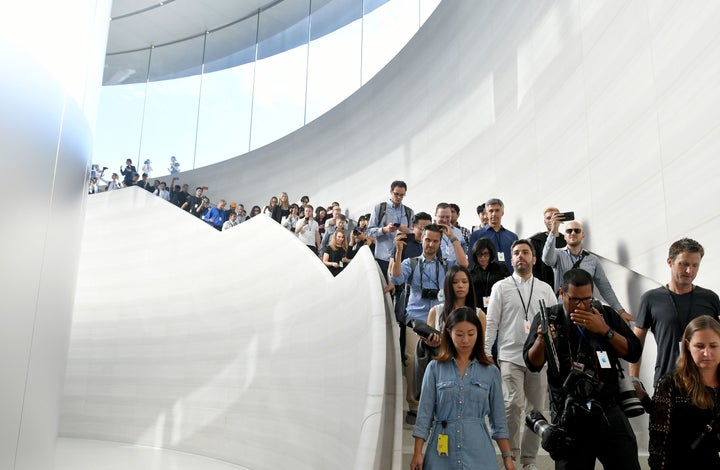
[635,285,720,386]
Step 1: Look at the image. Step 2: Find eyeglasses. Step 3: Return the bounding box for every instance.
[477,251,491,258]
[565,294,593,305]
[565,228,582,234]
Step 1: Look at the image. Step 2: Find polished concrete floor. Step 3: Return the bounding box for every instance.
[55,438,249,470]
[401,426,650,470]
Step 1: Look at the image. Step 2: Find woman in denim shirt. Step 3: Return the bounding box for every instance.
[411,307,514,470]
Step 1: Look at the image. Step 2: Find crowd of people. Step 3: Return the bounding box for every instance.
[358,181,719,470]
[89,169,720,469]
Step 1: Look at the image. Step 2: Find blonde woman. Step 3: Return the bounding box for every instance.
[271,191,290,223]
[322,230,349,276]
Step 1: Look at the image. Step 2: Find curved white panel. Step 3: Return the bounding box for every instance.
[171,0,720,292]
[61,188,400,469]
[0,1,110,469]
[165,3,720,437]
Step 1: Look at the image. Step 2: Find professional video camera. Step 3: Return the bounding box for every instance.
[526,370,608,459]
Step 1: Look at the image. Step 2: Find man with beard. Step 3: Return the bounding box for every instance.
[485,239,556,470]
[631,238,720,387]
[542,217,632,324]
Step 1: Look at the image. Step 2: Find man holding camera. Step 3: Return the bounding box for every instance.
[542,217,633,324]
[390,224,463,426]
[523,269,642,470]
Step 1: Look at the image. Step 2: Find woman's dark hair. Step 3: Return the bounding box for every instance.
[250,205,261,217]
[439,266,476,328]
[471,237,497,264]
[435,307,492,365]
[674,315,720,410]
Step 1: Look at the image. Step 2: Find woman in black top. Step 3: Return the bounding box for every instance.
[469,237,510,309]
[649,315,720,469]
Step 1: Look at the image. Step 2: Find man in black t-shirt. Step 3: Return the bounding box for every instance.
[181,187,205,217]
[631,238,720,386]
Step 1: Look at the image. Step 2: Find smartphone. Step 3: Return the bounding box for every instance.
[558,211,575,221]
[392,222,400,227]
[405,233,416,243]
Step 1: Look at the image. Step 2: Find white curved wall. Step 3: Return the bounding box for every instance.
[175,0,720,292]
[0,1,110,469]
[172,1,720,407]
[58,0,720,465]
[60,189,400,469]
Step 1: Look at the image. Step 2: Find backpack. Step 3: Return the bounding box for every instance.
[377,201,412,227]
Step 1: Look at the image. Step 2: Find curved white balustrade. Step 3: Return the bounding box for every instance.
[60,188,401,469]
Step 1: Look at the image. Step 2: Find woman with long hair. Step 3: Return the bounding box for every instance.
[271,191,290,223]
[427,265,486,335]
[410,307,514,470]
[249,205,261,218]
[262,196,277,217]
[314,207,327,237]
[469,237,510,309]
[322,230,349,276]
[649,315,720,469]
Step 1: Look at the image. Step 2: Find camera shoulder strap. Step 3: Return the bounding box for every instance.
[570,250,590,270]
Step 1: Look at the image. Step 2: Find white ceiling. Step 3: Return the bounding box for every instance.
[107,0,329,54]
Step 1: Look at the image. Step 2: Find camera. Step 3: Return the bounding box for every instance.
[421,288,439,300]
[353,228,361,236]
[408,320,441,339]
[616,361,645,417]
[525,410,573,460]
[526,370,608,460]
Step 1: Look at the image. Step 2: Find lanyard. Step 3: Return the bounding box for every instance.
[511,276,535,320]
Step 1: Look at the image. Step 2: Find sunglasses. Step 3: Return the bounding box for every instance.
[565,228,582,234]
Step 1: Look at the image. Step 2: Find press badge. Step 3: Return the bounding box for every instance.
[437,433,449,456]
[497,252,506,262]
[524,319,531,334]
[483,296,490,308]
[596,351,611,368]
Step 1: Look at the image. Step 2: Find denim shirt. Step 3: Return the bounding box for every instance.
[413,359,509,468]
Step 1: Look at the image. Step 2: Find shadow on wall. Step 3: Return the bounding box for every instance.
[60,188,400,470]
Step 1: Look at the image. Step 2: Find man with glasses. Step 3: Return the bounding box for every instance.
[542,217,632,323]
[367,180,415,276]
[524,268,642,470]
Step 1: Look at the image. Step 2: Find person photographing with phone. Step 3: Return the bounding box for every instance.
[542,215,634,324]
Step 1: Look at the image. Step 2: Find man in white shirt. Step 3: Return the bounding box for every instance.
[485,239,556,470]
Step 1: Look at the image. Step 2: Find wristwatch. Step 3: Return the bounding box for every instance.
[603,328,615,340]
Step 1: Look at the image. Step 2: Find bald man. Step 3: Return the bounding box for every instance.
[542,216,633,323]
